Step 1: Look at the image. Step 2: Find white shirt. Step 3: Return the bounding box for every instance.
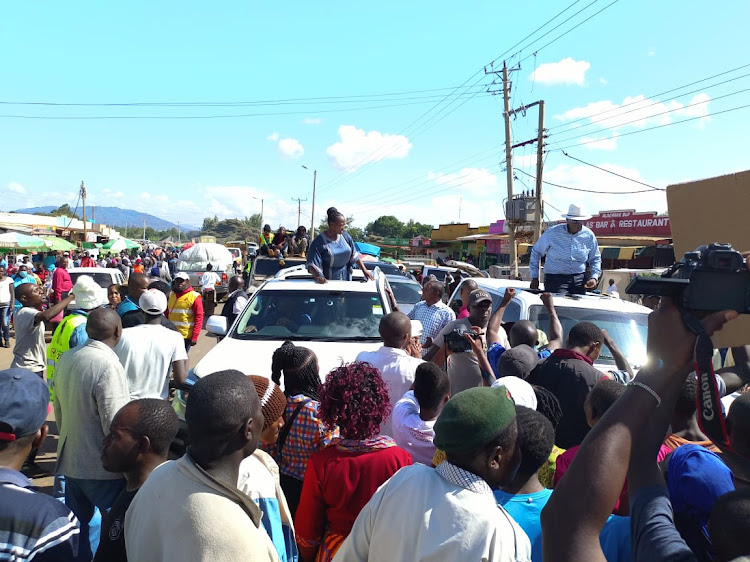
[0,276,13,304]
[114,323,188,399]
[11,307,46,372]
[356,346,424,437]
[605,284,619,297]
[391,390,437,465]
[200,271,221,291]
[333,462,531,562]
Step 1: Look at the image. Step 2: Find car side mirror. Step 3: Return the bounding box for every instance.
[206,315,227,336]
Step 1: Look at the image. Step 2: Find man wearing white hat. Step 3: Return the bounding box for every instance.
[529,204,601,295]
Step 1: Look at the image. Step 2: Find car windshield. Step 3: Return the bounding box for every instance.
[528,305,649,368]
[253,259,305,277]
[362,262,403,276]
[69,272,114,289]
[234,289,385,340]
[389,280,422,304]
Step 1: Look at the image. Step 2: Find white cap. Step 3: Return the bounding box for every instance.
[174,272,190,281]
[72,275,106,310]
[139,289,168,315]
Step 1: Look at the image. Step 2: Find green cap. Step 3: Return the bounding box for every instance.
[433,386,516,454]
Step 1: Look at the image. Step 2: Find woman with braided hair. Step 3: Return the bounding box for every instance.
[295,362,413,562]
[266,341,339,519]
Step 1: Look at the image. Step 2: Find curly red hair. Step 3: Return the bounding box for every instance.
[318,362,391,440]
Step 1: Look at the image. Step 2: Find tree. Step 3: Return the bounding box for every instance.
[50,204,79,218]
[201,215,219,232]
[366,215,405,238]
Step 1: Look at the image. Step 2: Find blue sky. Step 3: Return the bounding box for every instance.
[1,1,747,232]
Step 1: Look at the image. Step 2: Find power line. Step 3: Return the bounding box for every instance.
[0,86,489,108]
[339,147,502,207]
[549,62,750,132]
[319,0,611,195]
[515,168,661,195]
[550,86,750,145]
[560,151,663,190]
[549,70,750,138]
[553,101,750,151]
[0,94,487,120]
[518,0,620,64]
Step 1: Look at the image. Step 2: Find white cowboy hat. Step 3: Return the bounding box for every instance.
[562,204,592,221]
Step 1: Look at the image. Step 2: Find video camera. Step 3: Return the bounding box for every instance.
[444,326,479,353]
[626,243,750,313]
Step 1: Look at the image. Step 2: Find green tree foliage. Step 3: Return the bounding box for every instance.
[365,216,433,239]
[198,213,263,242]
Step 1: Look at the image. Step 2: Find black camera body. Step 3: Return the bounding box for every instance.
[626,243,750,313]
[444,327,477,352]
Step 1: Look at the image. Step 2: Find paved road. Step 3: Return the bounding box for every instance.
[0,304,224,493]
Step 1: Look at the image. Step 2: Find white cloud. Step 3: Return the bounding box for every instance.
[7,182,25,194]
[266,132,279,141]
[599,77,608,85]
[326,125,412,171]
[542,163,667,220]
[579,133,619,151]
[530,57,591,86]
[277,138,304,159]
[302,117,323,125]
[427,167,498,196]
[554,93,712,135]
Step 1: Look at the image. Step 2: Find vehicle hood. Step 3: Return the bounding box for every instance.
[193,335,383,381]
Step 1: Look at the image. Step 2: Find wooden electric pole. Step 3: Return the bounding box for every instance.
[291,197,308,227]
[534,101,545,241]
[80,181,87,243]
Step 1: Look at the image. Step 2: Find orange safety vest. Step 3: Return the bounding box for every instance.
[167,289,200,339]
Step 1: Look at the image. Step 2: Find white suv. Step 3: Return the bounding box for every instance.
[192,267,393,381]
[448,278,651,371]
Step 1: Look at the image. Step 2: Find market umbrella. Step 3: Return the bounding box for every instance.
[39,235,77,251]
[181,242,195,251]
[0,232,51,250]
[102,238,141,254]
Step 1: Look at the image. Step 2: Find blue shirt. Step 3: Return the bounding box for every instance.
[307,231,360,281]
[529,223,601,280]
[495,488,632,562]
[0,467,80,561]
[407,300,456,347]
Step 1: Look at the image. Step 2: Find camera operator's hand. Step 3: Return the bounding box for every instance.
[647,296,738,372]
[464,326,485,356]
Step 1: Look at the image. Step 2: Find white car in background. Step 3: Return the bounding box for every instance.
[66,267,125,310]
[191,266,393,381]
[448,278,651,372]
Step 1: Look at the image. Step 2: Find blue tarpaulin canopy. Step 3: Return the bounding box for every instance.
[356,241,381,258]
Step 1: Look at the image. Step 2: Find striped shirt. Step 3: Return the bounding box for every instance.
[0,467,80,561]
[529,223,601,279]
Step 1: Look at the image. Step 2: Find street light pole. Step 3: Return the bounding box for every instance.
[252,197,264,241]
[302,166,318,238]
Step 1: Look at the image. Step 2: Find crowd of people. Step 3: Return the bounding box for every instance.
[1,206,750,561]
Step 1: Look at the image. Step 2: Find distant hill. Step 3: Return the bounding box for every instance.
[14,206,200,233]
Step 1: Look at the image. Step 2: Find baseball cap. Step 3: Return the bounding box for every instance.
[468,289,492,307]
[496,344,539,378]
[0,368,50,442]
[174,272,190,281]
[139,288,168,315]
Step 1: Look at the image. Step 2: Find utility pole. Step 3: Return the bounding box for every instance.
[458,196,462,223]
[534,101,546,241]
[501,62,518,279]
[177,221,181,243]
[80,181,87,243]
[302,166,317,238]
[92,206,96,224]
[291,197,308,227]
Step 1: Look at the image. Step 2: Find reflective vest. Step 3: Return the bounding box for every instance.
[46,313,87,400]
[168,289,200,339]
